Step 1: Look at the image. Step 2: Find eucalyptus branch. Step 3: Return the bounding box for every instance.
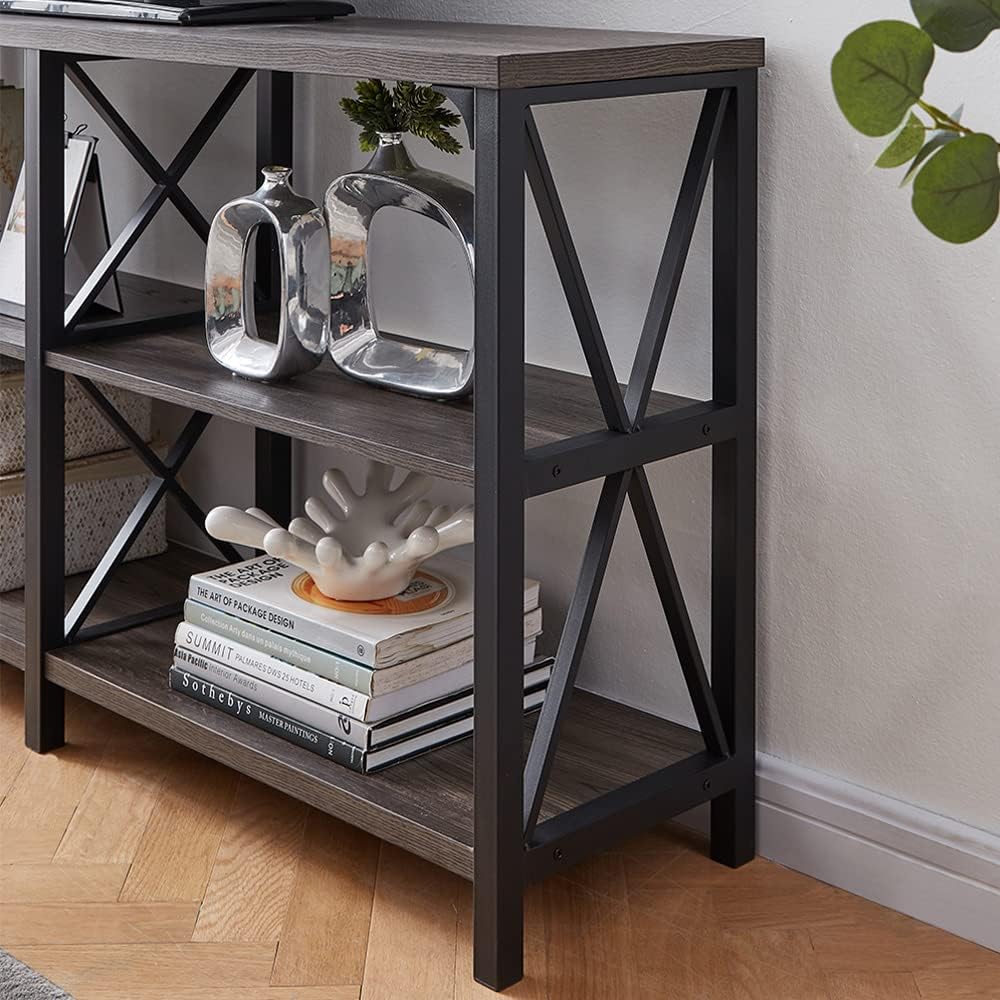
[831,10,999,243]
[917,100,975,135]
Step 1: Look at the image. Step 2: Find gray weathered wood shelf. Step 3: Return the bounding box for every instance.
[0,14,763,89]
[0,273,203,361]
[0,549,705,880]
[0,319,698,485]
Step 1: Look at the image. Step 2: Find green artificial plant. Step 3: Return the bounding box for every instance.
[831,1,999,243]
[340,79,463,155]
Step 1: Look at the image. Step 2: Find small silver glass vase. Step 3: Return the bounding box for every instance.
[324,132,475,399]
[206,167,330,382]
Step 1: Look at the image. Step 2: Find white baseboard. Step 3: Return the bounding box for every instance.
[673,754,1000,951]
[754,754,1000,953]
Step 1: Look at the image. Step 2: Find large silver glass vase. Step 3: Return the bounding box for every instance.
[324,132,475,399]
[206,167,330,382]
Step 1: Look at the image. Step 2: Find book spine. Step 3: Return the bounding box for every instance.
[174,622,374,722]
[187,577,376,666]
[168,666,365,772]
[173,645,373,750]
[184,599,375,696]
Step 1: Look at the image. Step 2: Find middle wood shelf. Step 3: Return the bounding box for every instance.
[16,324,697,485]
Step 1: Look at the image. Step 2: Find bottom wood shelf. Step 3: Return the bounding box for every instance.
[0,549,705,879]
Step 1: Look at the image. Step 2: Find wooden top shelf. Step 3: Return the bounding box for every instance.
[0,15,764,89]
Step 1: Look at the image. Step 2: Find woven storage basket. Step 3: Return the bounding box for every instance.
[0,445,167,592]
[0,360,152,474]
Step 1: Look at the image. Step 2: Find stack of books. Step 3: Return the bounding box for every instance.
[169,554,547,773]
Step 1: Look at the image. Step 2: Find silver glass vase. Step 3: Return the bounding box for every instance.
[206,167,330,382]
[324,133,475,399]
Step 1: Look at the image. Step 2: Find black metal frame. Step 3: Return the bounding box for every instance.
[21,51,756,994]
[23,54,294,748]
[470,72,757,989]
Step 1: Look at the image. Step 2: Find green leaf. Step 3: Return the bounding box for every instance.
[912,133,1000,242]
[911,0,1000,51]
[901,130,960,185]
[832,21,935,137]
[876,113,926,168]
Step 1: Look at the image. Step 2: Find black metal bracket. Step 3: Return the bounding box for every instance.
[62,378,241,643]
[62,61,255,333]
[520,87,735,846]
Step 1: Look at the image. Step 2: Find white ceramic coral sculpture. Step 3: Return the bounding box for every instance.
[205,460,474,601]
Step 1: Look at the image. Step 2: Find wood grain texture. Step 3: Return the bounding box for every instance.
[0,313,24,360]
[192,776,309,942]
[0,902,200,945]
[359,843,463,1000]
[0,697,118,862]
[77,991,360,1000]
[627,885,736,1000]
[5,943,280,993]
[809,912,1000,974]
[271,810,379,987]
[55,723,177,863]
[0,16,763,89]
[120,747,238,902]
[0,862,129,902]
[0,662,29,798]
[0,273,201,364]
[723,928,829,1000]
[33,326,694,486]
[825,972,922,1000]
[1,671,998,999]
[913,966,1000,1000]
[542,876,638,1000]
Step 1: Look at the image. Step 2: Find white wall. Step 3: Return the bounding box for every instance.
[48,0,1000,837]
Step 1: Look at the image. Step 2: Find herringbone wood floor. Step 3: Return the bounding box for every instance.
[1,662,997,1000]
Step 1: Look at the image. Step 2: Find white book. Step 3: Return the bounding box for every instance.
[188,555,540,668]
[175,620,540,724]
[183,598,543,697]
[173,644,552,751]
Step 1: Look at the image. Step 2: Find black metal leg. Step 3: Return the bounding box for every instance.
[24,48,67,752]
[473,87,527,992]
[710,70,758,868]
[254,71,294,528]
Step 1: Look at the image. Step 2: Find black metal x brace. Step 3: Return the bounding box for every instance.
[62,377,241,644]
[522,89,734,839]
[62,62,256,332]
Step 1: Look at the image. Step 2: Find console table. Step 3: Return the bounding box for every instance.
[0,16,762,991]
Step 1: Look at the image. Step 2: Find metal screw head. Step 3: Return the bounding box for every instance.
[701,424,712,436]
[702,779,712,791]
[552,465,562,477]
[553,848,564,861]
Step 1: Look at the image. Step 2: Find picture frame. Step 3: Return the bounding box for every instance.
[0,131,123,320]
[0,82,23,225]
